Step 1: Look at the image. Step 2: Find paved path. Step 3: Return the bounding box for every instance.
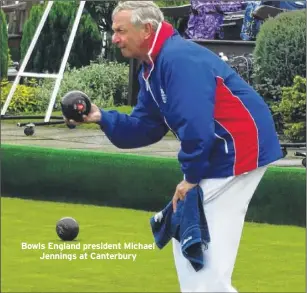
[1,123,305,167]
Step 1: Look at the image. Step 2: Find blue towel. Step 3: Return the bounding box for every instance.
[150,186,210,272]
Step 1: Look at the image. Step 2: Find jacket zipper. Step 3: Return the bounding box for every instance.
[145,80,180,141]
[215,133,229,154]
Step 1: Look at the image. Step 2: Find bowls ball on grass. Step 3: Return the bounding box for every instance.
[56,217,79,241]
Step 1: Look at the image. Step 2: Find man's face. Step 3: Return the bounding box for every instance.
[112,10,151,59]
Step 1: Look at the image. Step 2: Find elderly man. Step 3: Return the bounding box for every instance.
[65,1,282,292]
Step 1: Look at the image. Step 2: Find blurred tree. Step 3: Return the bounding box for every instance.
[20,1,102,73]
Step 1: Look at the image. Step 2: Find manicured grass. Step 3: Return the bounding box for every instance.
[1,197,305,292]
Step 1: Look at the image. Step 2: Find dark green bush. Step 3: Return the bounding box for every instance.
[252,9,306,134]
[272,76,306,142]
[36,59,129,109]
[253,10,306,98]
[0,9,8,80]
[20,1,102,74]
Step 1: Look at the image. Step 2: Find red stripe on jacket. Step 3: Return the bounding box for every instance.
[214,77,259,175]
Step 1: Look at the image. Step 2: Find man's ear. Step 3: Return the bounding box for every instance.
[143,23,154,40]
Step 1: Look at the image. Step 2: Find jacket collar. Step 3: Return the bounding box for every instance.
[143,21,174,81]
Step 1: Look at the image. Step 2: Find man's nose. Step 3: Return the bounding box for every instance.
[112,33,120,44]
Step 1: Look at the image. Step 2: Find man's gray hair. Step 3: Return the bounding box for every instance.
[112,1,164,31]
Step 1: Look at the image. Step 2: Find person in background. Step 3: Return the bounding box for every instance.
[185,0,246,39]
[240,1,306,41]
[240,1,262,41]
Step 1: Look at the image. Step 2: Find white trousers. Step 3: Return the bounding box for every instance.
[172,166,268,293]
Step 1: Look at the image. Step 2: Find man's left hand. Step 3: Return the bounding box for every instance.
[172,180,197,212]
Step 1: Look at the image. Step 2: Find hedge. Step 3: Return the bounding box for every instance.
[253,9,306,91]
[1,144,305,227]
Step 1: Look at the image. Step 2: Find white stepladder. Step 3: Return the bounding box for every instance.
[1,0,86,136]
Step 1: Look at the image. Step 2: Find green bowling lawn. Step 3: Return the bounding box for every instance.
[1,197,305,292]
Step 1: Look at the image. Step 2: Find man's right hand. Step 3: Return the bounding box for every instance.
[64,103,102,126]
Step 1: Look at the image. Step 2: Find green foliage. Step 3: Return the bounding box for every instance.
[252,9,306,134]
[37,59,129,109]
[85,1,116,33]
[253,10,306,98]
[0,79,43,114]
[20,5,46,71]
[252,76,283,133]
[85,1,130,63]
[156,0,190,7]
[272,76,306,142]
[20,1,102,73]
[0,9,8,79]
[105,105,133,115]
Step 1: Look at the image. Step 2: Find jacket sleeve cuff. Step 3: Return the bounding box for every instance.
[96,109,113,134]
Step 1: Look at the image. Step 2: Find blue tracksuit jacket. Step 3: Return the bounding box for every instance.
[98,22,282,184]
